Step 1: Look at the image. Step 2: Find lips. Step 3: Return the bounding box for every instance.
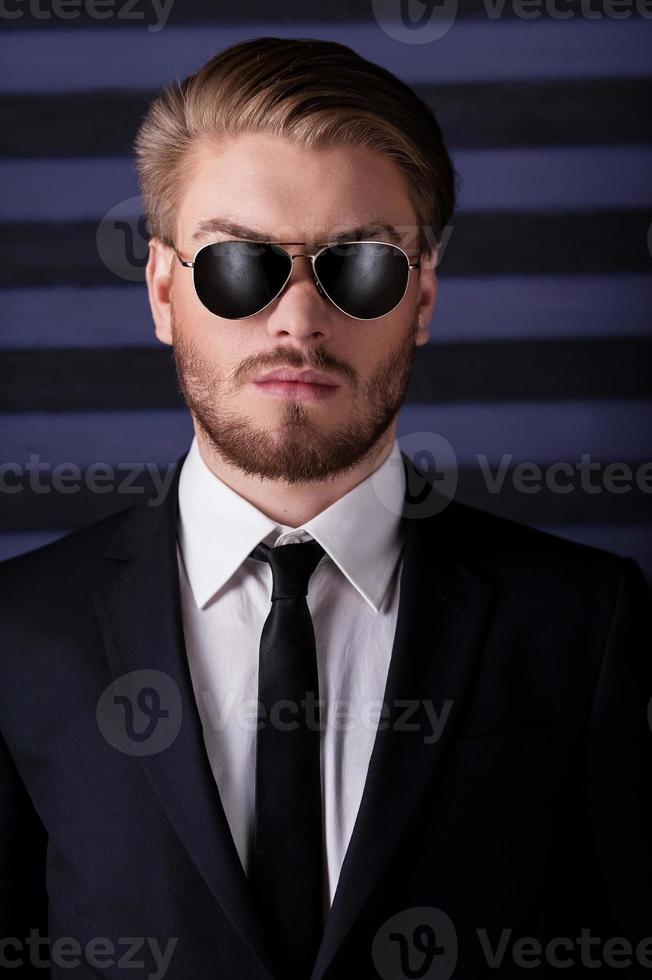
[255,369,338,386]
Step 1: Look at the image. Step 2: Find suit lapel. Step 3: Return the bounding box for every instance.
[93,452,279,980]
[93,448,494,980]
[309,452,495,980]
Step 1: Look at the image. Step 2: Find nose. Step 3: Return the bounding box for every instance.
[264,252,334,342]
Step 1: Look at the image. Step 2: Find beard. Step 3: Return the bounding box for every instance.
[171,311,419,485]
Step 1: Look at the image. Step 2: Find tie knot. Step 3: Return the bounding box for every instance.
[249,538,325,600]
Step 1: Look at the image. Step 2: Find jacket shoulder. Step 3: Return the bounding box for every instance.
[431,495,631,584]
[0,504,140,602]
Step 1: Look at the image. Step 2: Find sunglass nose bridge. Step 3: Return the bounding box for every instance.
[284,252,328,303]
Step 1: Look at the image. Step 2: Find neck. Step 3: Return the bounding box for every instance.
[194,424,398,527]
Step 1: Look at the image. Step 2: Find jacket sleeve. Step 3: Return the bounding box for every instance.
[547,556,652,956]
[0,728,49,975]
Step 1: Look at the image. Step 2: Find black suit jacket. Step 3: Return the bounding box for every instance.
[1,450,651,979]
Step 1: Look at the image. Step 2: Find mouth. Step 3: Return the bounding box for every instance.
[252,369,341,403]
[255,368,339,386]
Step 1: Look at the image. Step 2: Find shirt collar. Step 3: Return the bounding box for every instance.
[177,435,406,613]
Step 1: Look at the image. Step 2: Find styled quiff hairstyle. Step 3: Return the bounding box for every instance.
[134,36,457,258]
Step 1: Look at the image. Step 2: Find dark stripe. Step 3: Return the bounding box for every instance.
[0,91,151,157]
[1,0,631,29]
[2,210,649,286]
[438,210,652,276]
[0,348,181,411]
[3,464,650,530]
[4,275,652,348]
[453,464,652,526]
[409,338,652,402]
[2,338,651,411]
[3,79,651,157]
[433,78,652,149]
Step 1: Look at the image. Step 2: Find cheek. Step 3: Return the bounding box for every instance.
[171,273,224,337]
[170,269,203,329]
[196,323,258,384]
[353,317,405,367]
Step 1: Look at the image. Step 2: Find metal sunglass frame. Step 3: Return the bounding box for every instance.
[172,238,422,321]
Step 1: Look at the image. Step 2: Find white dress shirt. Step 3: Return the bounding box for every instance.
[176,435,406,914]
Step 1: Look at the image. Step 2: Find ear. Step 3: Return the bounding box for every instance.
[145,237,175,346]
[414,245,438,346]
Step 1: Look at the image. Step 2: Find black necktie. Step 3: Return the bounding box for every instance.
[248,537,326,979]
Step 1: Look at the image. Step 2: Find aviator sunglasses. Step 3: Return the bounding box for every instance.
[172,237,421,321]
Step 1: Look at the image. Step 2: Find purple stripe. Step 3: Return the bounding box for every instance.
[396,401,652,463]
[1,402,650,467]
[0,286,154,347]
[0,529,69,561]
[2,20,651,93]
[432,274,652,341]
[3,148,652,220]
[1,410,194,467]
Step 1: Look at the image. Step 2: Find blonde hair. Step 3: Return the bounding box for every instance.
[134,36,457,258]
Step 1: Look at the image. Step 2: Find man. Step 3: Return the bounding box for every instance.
[1,36,651,980]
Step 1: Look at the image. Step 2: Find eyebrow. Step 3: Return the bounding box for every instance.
[189,218,406,247]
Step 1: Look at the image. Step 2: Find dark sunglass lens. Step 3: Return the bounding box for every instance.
[315,242,409,319]
[193,242,291,319]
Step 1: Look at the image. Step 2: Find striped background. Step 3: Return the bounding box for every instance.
[1,1,651,580]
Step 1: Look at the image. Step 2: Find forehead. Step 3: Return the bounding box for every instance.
[175,131,418,247]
